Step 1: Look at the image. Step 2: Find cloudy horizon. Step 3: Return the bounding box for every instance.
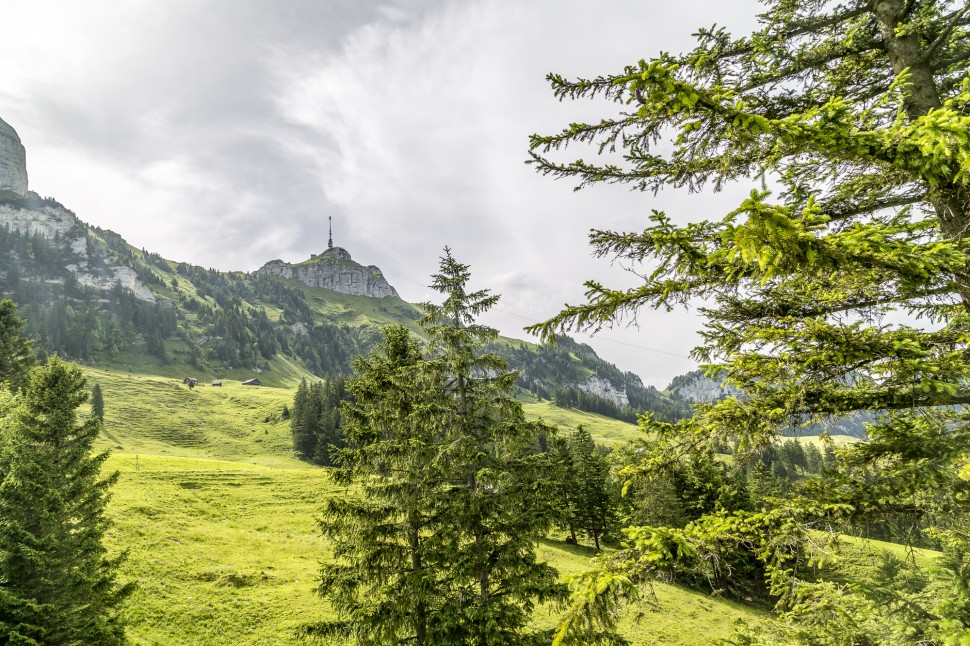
[0,0,763,387]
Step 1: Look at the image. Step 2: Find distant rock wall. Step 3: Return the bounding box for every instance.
[257,247,399,298]
[577,375,629,407]
[0,118,28,196]
[0,202,155,302]
[674,373,739,403]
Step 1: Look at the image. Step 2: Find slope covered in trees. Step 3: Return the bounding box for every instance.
[0,194,679,424]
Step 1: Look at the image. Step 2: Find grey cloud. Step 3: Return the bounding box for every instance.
[0,0,763,383]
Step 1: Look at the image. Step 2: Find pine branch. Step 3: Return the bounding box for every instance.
[922,2,970,63]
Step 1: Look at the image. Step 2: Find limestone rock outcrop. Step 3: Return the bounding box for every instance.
[577,375,629,407]
[256,247,399,299]
[0,200,156,302]
[674,373,739,403]
[0,116,155,302]
[0,117,28,196]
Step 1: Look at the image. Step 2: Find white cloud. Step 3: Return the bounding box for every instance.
[0,0,763,384]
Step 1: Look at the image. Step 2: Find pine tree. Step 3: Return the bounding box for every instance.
[568,427,614,550]
[0,356,131,643]
[0,300,34,392]
[419,248,563,644]
[290,378,317,460]
[91,383,105,425]
[527,0,970,641]
[311,325,448,645]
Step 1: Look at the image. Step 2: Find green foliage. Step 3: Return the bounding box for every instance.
[550,427,617,550]
[417,249,565,644]
[315,251,565,645]
[0,300,34,392]
[312,326,446,644]
[92,382,105,424]
[527,0,970,642]
[290,376,347,466]
[0,357,131,643]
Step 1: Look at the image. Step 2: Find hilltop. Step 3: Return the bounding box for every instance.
[0,115,686,425]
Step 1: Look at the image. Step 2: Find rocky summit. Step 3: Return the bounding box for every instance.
[0,116,155,301]
[0,117,28,196]
[256,246,399,298]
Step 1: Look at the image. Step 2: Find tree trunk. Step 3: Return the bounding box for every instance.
[873,0,970,308]
[409,516,426,645]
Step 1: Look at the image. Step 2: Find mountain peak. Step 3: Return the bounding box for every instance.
[256,247,399,299]
[0,117,28,197]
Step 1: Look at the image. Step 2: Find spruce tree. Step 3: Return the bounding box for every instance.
[567,427,614,551]
[526,0,970,641]
[548,433,581,544]
[290,378,318,461]
[419,248,562,645]
[0,300,34,393]
[91,383,105,425]
[0,356,131,643]
[311,325,450,644]
[314,253,563,645]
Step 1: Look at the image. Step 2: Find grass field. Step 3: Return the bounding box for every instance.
[85,365,912,644]
[105,454,764,645]
[85,366,768,644]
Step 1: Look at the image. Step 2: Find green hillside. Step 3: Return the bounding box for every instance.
[105,455,766,645]
[84,366,764,644]
[86,365,916,644]
[0,203,687,429]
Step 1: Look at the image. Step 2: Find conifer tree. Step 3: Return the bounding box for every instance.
[527,0,970,642]
[291,378,319,460]
[0,300,34,392]
[567,427,615,550]
[313,252,563,645]
[0,356,130,643]
[548,433,581,544]
[311,325,448,644]
[419,248,563,645]
[91,383,105,425]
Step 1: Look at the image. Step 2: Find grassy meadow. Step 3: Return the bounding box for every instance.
[86,365,908,644]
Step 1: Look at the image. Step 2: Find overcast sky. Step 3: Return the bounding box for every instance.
[0,0,763,388]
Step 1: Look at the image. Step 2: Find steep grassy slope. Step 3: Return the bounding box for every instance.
[88,364,922,644]
[89,366,766,644]
[105,455,765,645]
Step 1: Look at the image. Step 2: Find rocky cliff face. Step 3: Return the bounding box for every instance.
[0,116,156,302]
[673,372,739,403]
[577,375,630,407]
[0,118,28,196]
[0,200,156,301]
[256,247,399,298]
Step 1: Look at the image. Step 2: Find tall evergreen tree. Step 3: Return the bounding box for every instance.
[314,252,564,645]
[548,433,581,544]
[91,383,105,425]
[0,356,131,643]
[0,300,34,393]
[419,248,563,645]
[290,378,318,461]
[567,427,615,551]
[312,325,448,644]
[526,0,970,642]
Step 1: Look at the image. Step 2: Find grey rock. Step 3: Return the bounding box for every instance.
[256,247,399,299]
[0,117,27,196]
[578,375,629,407]
[0,201,155,302]
[674,373,739,403]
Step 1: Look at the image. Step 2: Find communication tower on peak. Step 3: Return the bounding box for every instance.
[328,216,333,249]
